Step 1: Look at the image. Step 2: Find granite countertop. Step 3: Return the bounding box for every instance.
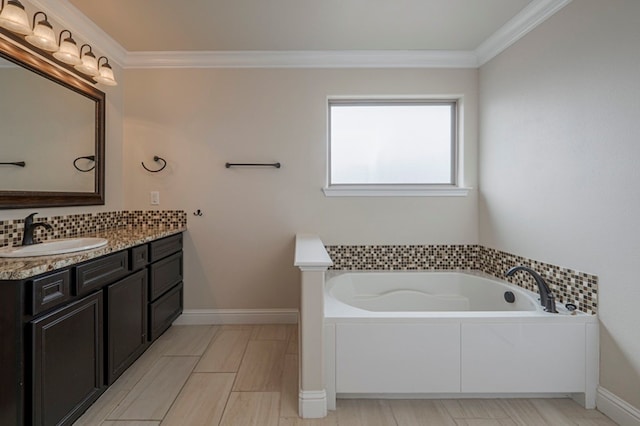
[0,226,186,281]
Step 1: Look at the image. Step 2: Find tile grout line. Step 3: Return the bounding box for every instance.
[219,325,256,425]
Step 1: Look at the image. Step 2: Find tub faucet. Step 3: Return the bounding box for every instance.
[505,266,557,313]
[22,212,53,246]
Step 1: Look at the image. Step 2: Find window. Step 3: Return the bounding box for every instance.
[325,99,466,196]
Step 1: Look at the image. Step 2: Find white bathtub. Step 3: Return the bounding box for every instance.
[323,271,599,410]
[327,270,540,314]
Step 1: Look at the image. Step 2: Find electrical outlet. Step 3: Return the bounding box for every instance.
[150,191,160,205]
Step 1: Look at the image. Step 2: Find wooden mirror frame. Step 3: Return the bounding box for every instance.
[0,34,105,209]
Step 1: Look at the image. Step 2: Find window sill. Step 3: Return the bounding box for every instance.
[322,186,471,197]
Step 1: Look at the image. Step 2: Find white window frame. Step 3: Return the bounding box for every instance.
[323,98,468,197]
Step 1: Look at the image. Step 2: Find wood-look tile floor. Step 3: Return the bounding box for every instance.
[74,325,617,426]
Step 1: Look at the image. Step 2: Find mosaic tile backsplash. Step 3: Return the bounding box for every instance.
[326,244,598,314]
[0,210,187,248]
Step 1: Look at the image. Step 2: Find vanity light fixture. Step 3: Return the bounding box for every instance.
[52,30,81,65]
[0,0,31,35]
[75,44,99,76]
[0,7,117,86]
[25,12,57,52]
[94,56,117,86]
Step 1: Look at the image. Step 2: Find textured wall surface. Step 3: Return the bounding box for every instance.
[479,0,640,410]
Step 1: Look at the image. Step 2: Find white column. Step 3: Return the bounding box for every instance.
[294,234,333,419]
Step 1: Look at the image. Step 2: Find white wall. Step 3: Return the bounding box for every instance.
[123,68,478,309]
[479,0,640,410]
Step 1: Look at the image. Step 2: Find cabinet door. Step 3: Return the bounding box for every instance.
[31,292,104,426]
[106,269,149,384]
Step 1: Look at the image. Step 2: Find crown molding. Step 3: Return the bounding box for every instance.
[27,0,571,70]
[123,50,479,69]
[476,0,573,66]
[26,0,128,66]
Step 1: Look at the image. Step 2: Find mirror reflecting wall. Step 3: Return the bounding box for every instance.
[0,33,105,208]
[0,57,95,192]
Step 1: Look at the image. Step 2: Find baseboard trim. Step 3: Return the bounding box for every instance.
[597,386,640,426]
[299,390,327,419]
[173,308,299,325]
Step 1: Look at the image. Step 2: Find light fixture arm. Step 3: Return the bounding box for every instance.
[31,11,47,28]
[79,43,92,56]
[58,29,72,45]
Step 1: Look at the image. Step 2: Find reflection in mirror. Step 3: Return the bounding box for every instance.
[0,56,95,192]
[0,33,105,208]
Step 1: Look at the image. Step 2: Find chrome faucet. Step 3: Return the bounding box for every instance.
[22,212,53,246]
[505,266,557,313]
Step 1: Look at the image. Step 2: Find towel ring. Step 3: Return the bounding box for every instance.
[142,156,167,173]
[73,155,95,172]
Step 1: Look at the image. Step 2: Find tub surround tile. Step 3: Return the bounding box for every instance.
[480,246,598,315]
[326,244,481,271]
[326,244,598,314]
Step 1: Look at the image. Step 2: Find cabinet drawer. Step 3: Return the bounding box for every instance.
[75,251,129,296]
[149,282,183,341]
[30,270,72,315]
[149,252,183,301]
[130,245,149,271]
[149,234,182,262]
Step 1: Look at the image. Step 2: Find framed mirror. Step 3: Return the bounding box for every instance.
[0,33,105,208]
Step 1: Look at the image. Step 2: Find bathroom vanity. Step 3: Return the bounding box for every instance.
[0,230,184,426]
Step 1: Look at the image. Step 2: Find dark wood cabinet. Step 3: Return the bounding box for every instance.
[75,251,129,296]
[0,231,183,426]
[149,282,183,341]
[149,252,183,301]
[147,235,184,343]
[31,292,104,426]
[106,269,149,384]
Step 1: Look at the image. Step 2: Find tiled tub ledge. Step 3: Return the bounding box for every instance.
[0,226,186,280]
[325,244,598,315]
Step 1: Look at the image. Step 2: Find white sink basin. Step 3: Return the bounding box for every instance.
[0,237,108,258]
